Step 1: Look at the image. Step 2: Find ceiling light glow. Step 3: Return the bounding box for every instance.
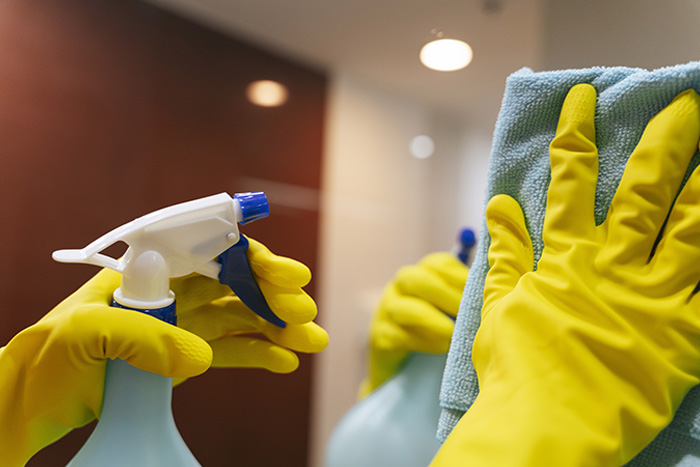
[410,135,435,159]
[246,80,289,107]
[420,39,473,72]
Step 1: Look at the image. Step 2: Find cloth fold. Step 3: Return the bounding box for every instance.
[439,62,700,464]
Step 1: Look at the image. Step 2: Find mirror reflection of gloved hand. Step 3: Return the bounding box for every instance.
[0,238,327,467]
[432,85,700,466]
[359,253,468,398]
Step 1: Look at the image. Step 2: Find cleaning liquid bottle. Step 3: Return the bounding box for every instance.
[325,228,476,467]
[52,192,284,467]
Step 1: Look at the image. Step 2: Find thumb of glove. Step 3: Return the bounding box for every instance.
[46,305,213,378]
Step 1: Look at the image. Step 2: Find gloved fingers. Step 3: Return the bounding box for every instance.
[381,282,457,330]
[177,296,259,342]
[649,164,700,290]
[209,335,300,373]
[377,287,455,349]
[170,273,233,314]
[171,326,309,385]
[371,318,452,354]
[394,265,464,317]
[259,321,329,353]
[246,237,312,288]
[603,89,700,266]
[483,194,534,319]
[174,272,318,327]
[62,305,212,378]
[257,278,318,324]
[178,296,328,353]
[543,83,599,251]
[419,252,469,290]
[173,239,311,313]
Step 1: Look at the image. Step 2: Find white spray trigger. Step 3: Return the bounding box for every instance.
[52,193,245,279]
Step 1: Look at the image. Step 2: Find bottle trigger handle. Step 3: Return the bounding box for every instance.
[218,235,286,328]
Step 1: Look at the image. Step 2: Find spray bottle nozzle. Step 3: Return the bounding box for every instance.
[52,192,285,327]
[235,192,269,225]
[456,227,476,266]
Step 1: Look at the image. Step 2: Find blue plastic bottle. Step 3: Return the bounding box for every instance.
[67,359,199,466]
[53,193,282,466]
[326,352,447,467]
[325,229,475,467]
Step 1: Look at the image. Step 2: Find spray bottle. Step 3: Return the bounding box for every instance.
[52,192,284,466]
[325,228,476,467]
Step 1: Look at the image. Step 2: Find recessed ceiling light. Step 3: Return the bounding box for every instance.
[246,80,289,107]
[410,135,435,159]
[420,39,473,72]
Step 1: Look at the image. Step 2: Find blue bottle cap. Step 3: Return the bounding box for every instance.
[234,192,269,225]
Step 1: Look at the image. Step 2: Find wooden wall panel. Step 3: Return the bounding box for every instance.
[0,1,326,465]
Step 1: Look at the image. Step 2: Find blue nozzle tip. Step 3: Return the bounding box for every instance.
[459,228,476,248]
[235,192,269,225]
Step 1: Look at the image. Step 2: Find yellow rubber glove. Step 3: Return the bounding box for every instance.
[359,252,468,398]
[432,85,700,466]
[0,238,327,467]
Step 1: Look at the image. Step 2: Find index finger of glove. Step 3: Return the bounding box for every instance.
[247,237,312,288]
[394,264,464,317]
[544,83,598,251]
[66,306,212,378]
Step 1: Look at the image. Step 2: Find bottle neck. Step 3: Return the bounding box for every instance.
[67,360,201,466]
[100,359,175,424]
[115,249,174,309]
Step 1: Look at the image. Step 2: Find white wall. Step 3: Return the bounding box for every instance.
[541,0,700,71]
[425,114,491,250]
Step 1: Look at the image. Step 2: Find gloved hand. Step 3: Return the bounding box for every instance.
[432,84,700,466]
[359,252,468,398]
[174,238,328,376]
[0,237,328,467]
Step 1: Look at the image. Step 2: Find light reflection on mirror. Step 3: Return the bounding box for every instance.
[246,80,289,107]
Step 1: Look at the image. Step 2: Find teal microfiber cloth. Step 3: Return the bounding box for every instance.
[438,62,700,464]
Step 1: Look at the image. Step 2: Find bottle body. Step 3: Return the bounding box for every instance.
[67,358,200,467]
[325,352,446,467]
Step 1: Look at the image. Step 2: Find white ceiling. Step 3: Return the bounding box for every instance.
[144,0,545,123]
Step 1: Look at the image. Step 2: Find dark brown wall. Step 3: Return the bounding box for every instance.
[0,1,326,465]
